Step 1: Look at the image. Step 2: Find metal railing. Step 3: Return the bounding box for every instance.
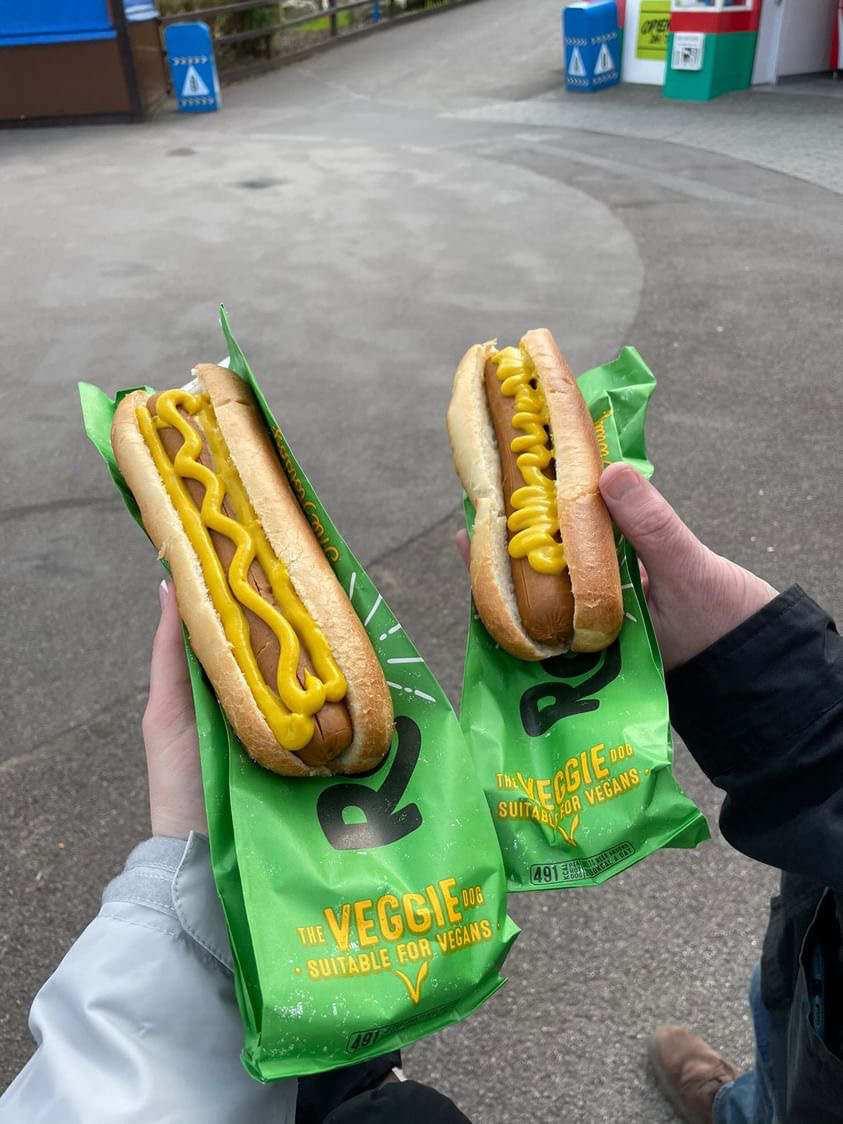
[160,0,478,80]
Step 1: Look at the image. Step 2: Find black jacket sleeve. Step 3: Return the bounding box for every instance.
[666,586,843,892]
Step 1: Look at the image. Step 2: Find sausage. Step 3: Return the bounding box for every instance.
[148,393,352,763]
[482,360,574,647]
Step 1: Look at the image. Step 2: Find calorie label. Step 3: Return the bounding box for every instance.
[530,842,635,885]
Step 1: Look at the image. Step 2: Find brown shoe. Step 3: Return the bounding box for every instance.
[648,1026,739,1124]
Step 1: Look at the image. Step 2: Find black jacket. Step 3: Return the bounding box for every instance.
[668,586,843,1124]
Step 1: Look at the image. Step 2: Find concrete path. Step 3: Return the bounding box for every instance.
[454,81,843,197]
[2,2,842,1119]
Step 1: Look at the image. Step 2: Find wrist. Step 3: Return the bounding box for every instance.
[713,557,778,645]
[653,553,778,672]
[150,804,207,841]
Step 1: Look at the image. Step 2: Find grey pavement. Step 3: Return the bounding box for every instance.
[452,81,843,197]
[2,2,842,1120]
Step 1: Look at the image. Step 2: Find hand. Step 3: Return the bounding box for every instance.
[141,580,207,840]
[598,463,778,672]
[455,467,778,673]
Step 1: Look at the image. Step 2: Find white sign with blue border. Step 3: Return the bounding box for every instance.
[165,22,221,113]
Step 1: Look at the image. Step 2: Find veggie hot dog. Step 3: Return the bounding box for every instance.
[112,364,393,776]
[447,329,623,660]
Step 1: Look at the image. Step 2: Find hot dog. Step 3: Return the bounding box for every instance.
[447,329,623,660]
[112,364,393,776]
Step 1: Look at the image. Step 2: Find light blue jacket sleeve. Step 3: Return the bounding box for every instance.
[0,833,296,1124]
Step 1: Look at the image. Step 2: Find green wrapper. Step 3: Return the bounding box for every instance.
[460,347,708,891]
[79,310,517,1079]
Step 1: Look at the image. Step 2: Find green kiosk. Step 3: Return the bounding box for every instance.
[663,0,761,100]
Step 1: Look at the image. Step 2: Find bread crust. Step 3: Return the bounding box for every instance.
[522,331,623,651]
[446,333,623,659]
[447,343,565,661]
[112,368,394,776]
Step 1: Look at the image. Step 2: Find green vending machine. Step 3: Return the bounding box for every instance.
[663,0,760,101]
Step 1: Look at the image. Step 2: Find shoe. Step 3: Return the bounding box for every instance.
[648,1026,739,1124]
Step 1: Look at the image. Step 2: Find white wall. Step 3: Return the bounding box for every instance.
[755,0,837,82]
[622,0,668,84]
[753,0,785,84]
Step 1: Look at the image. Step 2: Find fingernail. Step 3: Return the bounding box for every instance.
[159,579,169,610]
[601,465,642,502]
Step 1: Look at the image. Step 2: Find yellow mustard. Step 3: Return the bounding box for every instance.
[492,346,566,575]
[136,389,347,752]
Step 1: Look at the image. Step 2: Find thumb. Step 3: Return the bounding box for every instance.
[598,463,704,585]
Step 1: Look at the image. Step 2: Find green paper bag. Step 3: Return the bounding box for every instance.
[459,347,708,891]
[79,309,517,1080]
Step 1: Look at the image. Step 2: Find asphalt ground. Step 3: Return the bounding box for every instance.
[2,2,842,1120]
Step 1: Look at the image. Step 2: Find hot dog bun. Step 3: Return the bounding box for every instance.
[447,330,623,659]
[112,364,393,777]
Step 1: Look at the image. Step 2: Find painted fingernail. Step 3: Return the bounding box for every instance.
[159,579,170,610]
[601,465,642,502]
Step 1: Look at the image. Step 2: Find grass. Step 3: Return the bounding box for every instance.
[158,0,460,73]
[294,11,356,31]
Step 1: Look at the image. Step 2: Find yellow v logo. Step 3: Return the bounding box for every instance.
[394,960,429,1006]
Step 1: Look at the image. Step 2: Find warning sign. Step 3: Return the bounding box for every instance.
[636,0,670,61]
[568,47,586,78]
[181,65,211,98]
[594,42,616,76]
[165,22,221,113]
[563,2,620,93]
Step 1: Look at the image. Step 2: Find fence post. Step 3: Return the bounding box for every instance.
[329,0,338,36]
[112,1,144,121]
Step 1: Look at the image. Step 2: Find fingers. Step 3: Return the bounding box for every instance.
[144,580,195,750]
[599,464,704,589]
[638,560,650,601]
[143,580,205,840]
[148,580,191,707]
[455,529,470,571]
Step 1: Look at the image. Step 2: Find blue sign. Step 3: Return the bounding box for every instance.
[165,22,221,113]
[563,1,621,93]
